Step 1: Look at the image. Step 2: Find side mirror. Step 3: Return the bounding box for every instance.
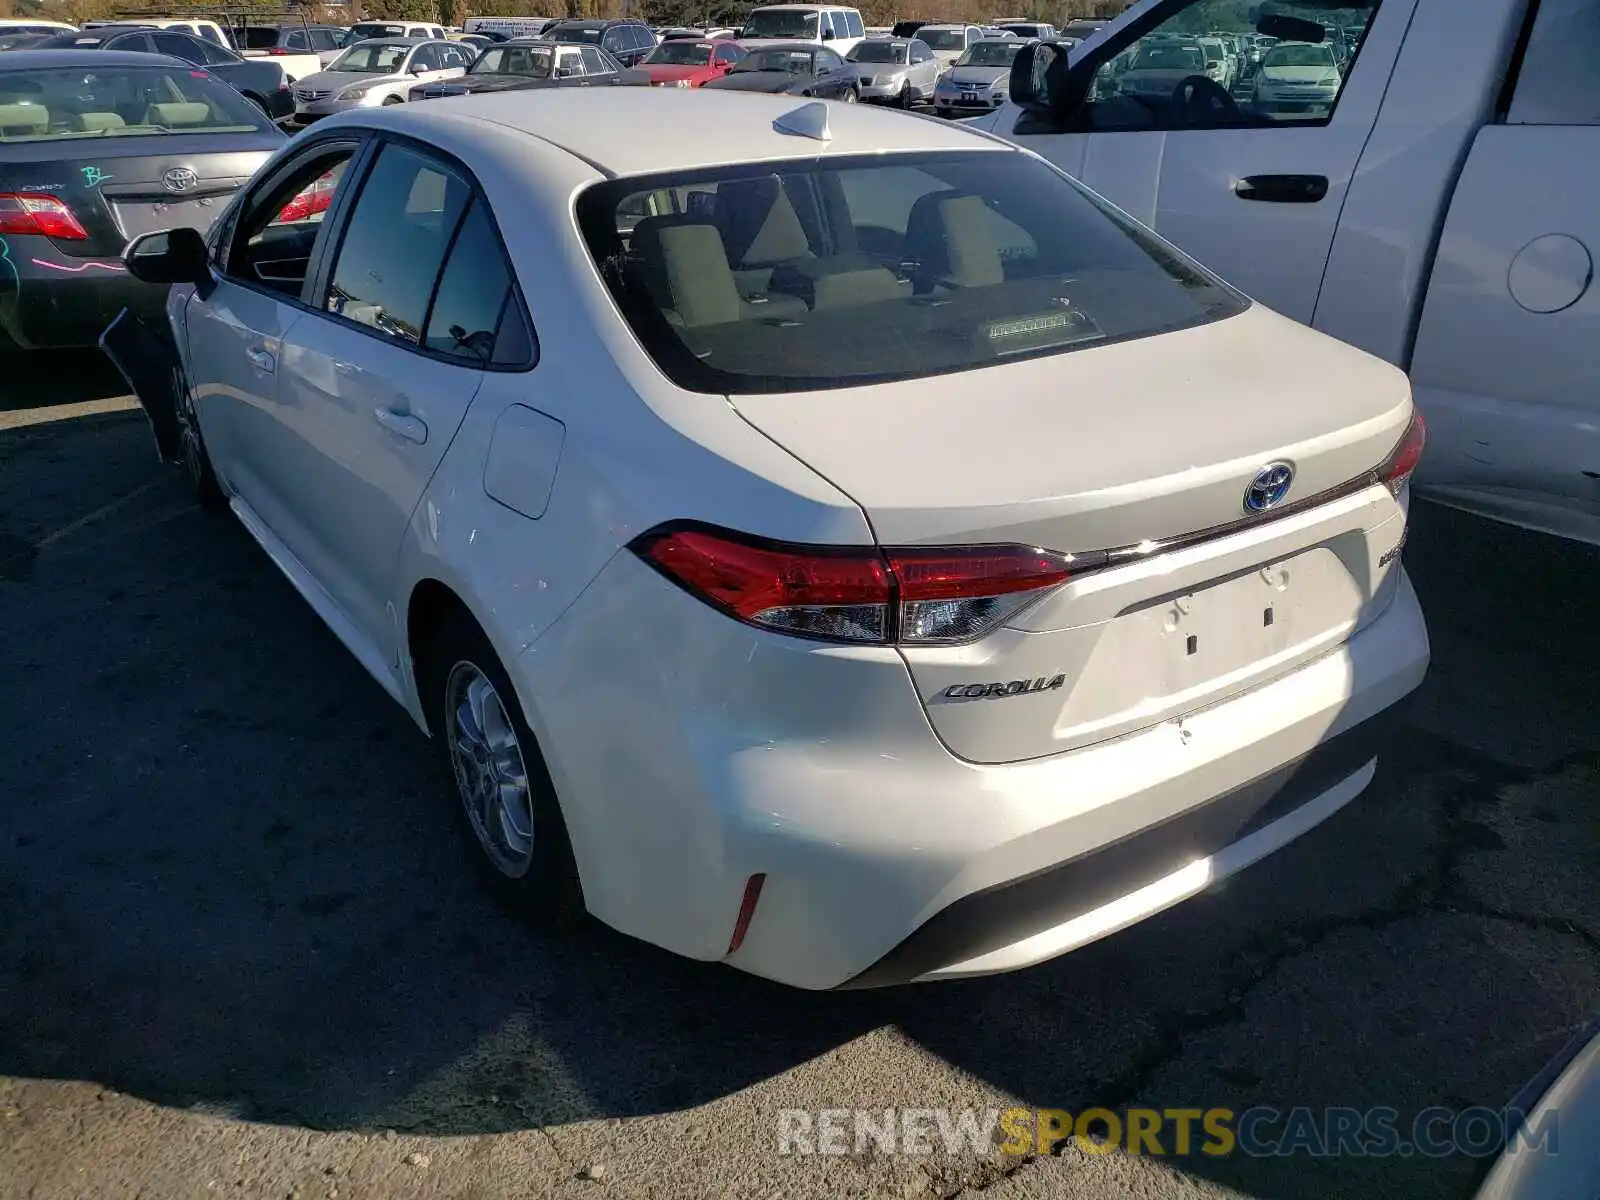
[1008,37,1075,119]
[820,27,834,39]
[124,226,210,289]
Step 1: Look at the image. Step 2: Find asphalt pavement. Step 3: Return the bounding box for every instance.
[0,350,1596,1200]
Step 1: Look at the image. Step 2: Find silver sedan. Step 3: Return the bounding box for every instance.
[846,37,938,106]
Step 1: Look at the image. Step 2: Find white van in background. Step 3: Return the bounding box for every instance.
[738,4,865,55]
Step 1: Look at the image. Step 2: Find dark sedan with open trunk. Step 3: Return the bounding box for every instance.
[0,49,284,351]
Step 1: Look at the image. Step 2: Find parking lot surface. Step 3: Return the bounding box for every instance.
[1,353,1596,1200]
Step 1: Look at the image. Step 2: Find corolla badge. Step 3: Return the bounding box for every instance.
[1244,462,1295,513]
[162,167,199,194]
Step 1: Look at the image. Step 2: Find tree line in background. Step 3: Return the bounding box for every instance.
[4,0,1129,36]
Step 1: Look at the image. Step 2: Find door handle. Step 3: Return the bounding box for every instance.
[1233,174,1329,203]
[373,407,428,444]
[245,346,276,372]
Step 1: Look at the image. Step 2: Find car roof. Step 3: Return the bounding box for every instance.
[357,88,1008,179]
[0,47,190,67]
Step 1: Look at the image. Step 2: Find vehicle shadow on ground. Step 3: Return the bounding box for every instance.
[1,409,1596,1199]
[1,348,129,413]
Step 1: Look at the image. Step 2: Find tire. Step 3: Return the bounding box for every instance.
[176,369,227,513]
[428,611,584,927]
[898,82,913,108]
[382,95,403,106]
[841,85,858,103]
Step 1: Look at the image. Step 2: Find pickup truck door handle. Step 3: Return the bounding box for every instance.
[373,407,428,444]
[245,346,275,372]
[1233,174,1330,203]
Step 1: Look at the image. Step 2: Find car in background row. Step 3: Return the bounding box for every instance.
[914,23,985,70]
[994,20,1056,39]
[30,27,294,118]
[410,40,622,99]
[0,17,77,38]
[291,38,473,125]
[0,50,283,351]
[933,37,1023,117]
[620,38,745,88]
[542,19,655,67]
[239,23,352,69]
[347,20,448,42]
[107,89,1427,991]
[80,16,232,46]
[845,37,937,107]
[740,4,865,55]
[701,43,857,100]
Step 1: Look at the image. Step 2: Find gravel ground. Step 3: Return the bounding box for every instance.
[1,351,1596,1200]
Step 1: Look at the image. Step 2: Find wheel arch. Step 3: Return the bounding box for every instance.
[405,577,479,737]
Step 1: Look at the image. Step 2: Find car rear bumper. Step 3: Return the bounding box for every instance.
[516,550,1429,990]
[0,240,163,351]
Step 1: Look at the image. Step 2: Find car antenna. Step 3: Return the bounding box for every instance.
[772,101,831,142]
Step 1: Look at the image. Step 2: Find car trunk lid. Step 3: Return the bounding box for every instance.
[728,305,1417,763]
[0,139,273,258]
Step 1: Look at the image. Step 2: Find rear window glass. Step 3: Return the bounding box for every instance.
[577,152,1245,395]
[242,26,281,48]
[0,65,270,142]
[350,22,405,38]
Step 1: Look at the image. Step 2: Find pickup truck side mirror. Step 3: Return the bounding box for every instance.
[124,226,210,292]
[1008,38,1079,123]
[820,27,835,39]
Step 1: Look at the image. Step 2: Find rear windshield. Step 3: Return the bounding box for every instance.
[577,151,1245,395]
[918,27,965,49]
[329,43,409,72]
[849,40,907,63]
[549,23,604,44]
[350,23,405,38]
[242,26,283,48]
[959,41,1022,66]
[1133,45,1203,70]
[0,65,270,141]
[645,41,714,64]
[473,45,554,76]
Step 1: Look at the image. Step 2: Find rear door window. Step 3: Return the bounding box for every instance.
[579,46,607,75]
[323,143,472,345]
[152,31,205,63]
[421,196,532,367]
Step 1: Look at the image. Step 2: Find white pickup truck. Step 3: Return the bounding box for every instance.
[973,0,1599,545]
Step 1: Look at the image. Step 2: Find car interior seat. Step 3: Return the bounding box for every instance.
[903,189,1007,292]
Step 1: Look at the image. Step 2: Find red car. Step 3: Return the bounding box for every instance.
[620,38,745,86]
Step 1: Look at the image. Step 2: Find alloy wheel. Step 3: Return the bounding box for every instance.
[445,660,536,878]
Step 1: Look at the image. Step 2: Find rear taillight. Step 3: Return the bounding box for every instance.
[275,172,338,223]
[0,193,89,240]
[632,525,1092,646]
[1378,409,1426,496]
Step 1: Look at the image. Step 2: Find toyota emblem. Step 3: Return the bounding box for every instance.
[162,167,199,194]
[1244,462,1295,513]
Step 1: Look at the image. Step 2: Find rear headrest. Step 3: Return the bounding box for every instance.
[812,267,909,310]
[145,102,211,126]
[0,103,49,132]
[715,176,812,267]
[73,111,126,132]
[905,189,1006,290]
[651,222,743,328]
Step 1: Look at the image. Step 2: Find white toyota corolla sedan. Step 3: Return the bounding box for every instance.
[107,89,1429,990]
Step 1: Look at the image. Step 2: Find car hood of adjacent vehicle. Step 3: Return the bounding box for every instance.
[701,69,798,91]
[442,73,552,92]
[723,303,1413,549]
[943,64,1009,86]
[299,68,404,91]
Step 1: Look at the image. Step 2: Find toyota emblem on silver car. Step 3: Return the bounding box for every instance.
[162,167,199,194]
[1244,462,1295,513]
